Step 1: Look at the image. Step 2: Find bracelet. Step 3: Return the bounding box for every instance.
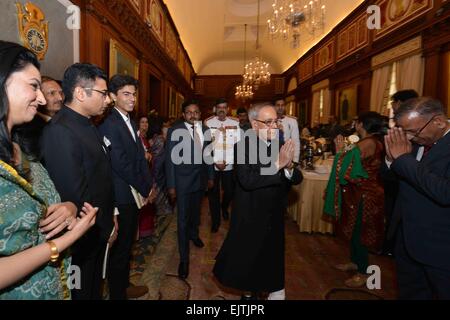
[47,241,59,263]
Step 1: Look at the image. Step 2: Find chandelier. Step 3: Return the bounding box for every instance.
[267,0,326,48]
[235,83,254,100]
[235,24,254,100]
[243,0,270,90]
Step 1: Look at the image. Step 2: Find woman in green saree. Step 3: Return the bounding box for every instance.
[324,112,387,287]
[0,41,97,299]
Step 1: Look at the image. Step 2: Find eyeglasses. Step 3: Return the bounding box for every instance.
[184,111,200,116]
[402,115,438,138]
[254,119,281,127]
[84,88,109,98]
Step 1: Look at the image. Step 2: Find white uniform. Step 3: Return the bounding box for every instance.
[280,115,301,163]
[205,116,240,171]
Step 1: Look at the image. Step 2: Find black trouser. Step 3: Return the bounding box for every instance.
[395,226,450,299]
[177,190,203,263]
[71,230,107,300]
[208,170,234,228]
[107,203,139,300]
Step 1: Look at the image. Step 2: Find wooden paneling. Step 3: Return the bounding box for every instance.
[76,0,194,118]
[194,75,282,118]
[281,0,450,123]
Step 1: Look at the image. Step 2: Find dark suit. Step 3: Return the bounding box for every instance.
[41,106,114,300]
[387,132,450,299]
[98,108,152,299]
[213,134,302,292]
[165,122,214,263]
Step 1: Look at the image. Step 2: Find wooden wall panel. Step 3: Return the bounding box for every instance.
[77,0,194,118]
[281,0,450,124]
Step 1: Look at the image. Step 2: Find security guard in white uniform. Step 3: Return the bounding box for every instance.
[204,98,239,232]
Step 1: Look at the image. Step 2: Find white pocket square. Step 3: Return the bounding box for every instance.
[103,136,111,147]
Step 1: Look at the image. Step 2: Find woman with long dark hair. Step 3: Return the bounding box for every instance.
[324,111,387,287]
[0,41,97,299]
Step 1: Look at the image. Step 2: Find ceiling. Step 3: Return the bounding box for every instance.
[163,0,365,75]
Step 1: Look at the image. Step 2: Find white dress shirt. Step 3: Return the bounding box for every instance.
[115,107,136,142]
[184,121,204,145]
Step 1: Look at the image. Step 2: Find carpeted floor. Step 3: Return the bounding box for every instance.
[127,197,397,300]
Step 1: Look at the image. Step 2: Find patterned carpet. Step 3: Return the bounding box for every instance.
[129,213,175,299]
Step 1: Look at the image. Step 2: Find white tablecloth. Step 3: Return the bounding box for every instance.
[288,169,334,234]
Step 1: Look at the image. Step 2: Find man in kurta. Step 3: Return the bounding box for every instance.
[213,103,302,300]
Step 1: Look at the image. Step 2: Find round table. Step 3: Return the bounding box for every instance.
[288,169,334,234]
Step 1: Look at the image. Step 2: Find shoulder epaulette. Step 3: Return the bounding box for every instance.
[228,116,239,122]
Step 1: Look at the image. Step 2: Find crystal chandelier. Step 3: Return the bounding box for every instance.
[267,0,326,48]
[243,0,270,91]
[235,83,254,100]
[235,24,254,100]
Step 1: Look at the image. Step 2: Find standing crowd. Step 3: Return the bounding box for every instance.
[1,40,450,300]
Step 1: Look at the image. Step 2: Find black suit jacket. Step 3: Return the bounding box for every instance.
[41,106,114,242]
[388,132,450,269]
[98,108,152,205]
[165,121,214,195]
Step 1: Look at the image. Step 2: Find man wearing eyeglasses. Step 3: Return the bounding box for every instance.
[214,103,302,300]
[41,63,116,300]
[384,97,450,299]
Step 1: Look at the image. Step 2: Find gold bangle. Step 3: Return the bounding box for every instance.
[47,241,59,263]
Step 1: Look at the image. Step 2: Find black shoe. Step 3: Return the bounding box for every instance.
[222,210,229,221]
[241,293,258,300]
[211,225,219,233]
[191,238,204,248]
[178,261,189,279]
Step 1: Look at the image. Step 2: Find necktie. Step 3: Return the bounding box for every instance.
[423,145,432,157]
[192,125,202,151]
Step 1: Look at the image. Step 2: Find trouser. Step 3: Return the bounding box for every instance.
[395,226,450,300]
[177,190,204,262]
[350,204,369,274]
[208,170,234,228]
[107,203,139,300]
[71,230,107,300]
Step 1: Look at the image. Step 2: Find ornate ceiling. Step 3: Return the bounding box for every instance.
[163,0,365,75]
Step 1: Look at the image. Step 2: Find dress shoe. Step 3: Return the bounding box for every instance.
[126,285,149,299]
[344,273,369,288]
[191,238,204,248]
[178,261,189,279]
[241,293,258,300]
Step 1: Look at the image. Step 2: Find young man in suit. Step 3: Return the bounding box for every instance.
[98,74,156,300]
[41,63,116,300]
[166,100,214,279]
[384,97,450,299]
